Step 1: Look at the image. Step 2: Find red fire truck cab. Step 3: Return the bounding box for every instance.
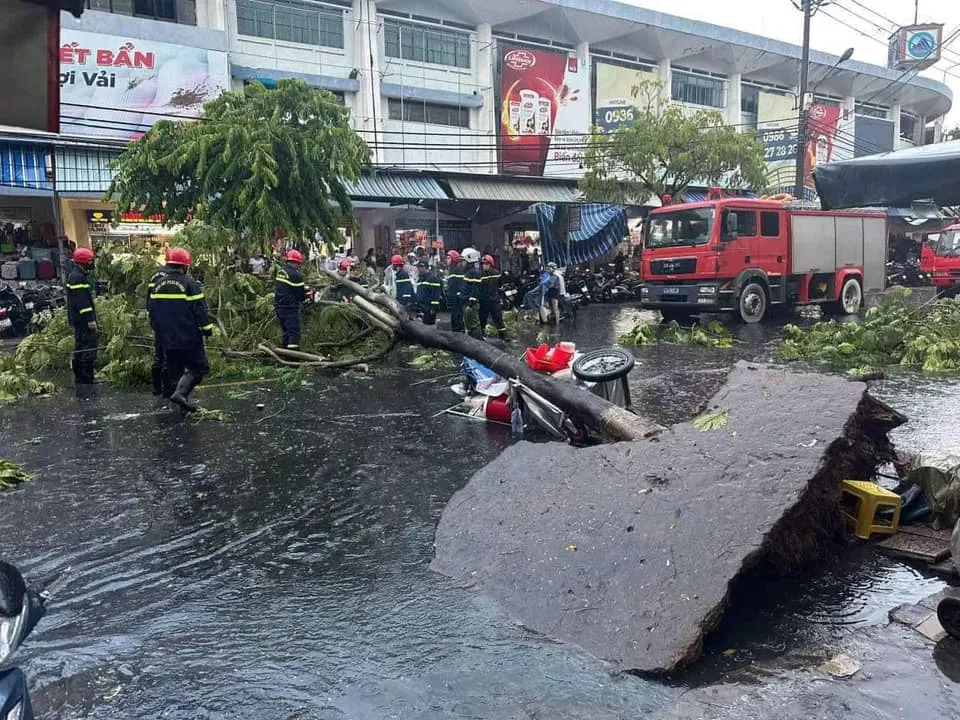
[639,196,888,323]
[920,223,960,297]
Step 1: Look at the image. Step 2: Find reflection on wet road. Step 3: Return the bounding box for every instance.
[1,305,957,718]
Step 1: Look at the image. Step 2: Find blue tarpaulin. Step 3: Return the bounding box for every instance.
[535,203,627,267]
[0,144,50,191]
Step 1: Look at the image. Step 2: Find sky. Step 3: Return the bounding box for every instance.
[621,0,960,127]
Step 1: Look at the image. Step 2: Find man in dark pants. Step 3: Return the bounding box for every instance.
[445,250,464,332]
[274,249,306,349]
[416,259,442,325]
[392,254,417,318]
[66,247,98,385]
[461,248,483,339]
[148,247,214,414]
[479,254,507,340]
[146,262,171,396]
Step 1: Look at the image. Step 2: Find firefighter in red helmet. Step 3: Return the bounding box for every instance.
[275,249,306,349]
[147,246,214,413]
[66,247,98,384]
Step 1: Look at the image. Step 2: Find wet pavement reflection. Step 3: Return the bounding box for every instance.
[1,304,958,718]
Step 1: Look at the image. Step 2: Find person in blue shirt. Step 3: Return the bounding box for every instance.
[392,254,416,317]
[416,259,442,325]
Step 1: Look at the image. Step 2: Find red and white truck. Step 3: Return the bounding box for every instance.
[639,193,888,323]
[920,223,960,297]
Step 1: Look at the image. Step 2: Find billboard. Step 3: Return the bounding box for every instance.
[756,90,797,192]
[888,24,943,71]
[593,61,658,132]
[59,29,229,140]
[0,0,59,133]
[498,44,590,177]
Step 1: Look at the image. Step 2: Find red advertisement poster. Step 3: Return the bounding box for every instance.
[498,45,588,177]
[804,104,841,188]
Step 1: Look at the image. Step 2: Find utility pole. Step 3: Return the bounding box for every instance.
[915,0,919,25]
[793,0,812,200]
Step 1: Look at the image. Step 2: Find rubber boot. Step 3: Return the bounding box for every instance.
[169,372,199,414]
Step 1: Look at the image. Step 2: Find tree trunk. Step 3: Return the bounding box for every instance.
[321,270,663,442]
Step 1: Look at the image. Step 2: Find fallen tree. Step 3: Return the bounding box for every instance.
[431,362,906,674]
[322,271,662,442]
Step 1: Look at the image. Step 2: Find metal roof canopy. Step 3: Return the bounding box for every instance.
[446,176,581,203]
[813,140,960,210]
[345,172,447,201]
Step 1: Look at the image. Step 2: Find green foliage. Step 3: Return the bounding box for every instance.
[946,126,960,142]
[776,290,960,372]
[580,79,768,203]
[693,409,729,432]
[0,459,32,490]
[620,319,734,348]
[108,79,370,253]
[408,349,453,369]
[0,356,56,405]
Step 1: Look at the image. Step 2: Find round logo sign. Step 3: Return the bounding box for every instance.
[809,105,827,121]
[504,48,537,71]
[907,31,936,59]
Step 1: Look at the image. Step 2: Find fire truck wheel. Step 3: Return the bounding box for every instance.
[738,281,768,324]
[825,277,863,316]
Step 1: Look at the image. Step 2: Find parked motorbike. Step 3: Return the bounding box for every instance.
[591,265,632,303]
[886,260,930,288]
[0,287,29,338]
[0,561,51,720]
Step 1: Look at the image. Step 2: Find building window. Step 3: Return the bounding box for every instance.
[383,19,471,69]
[900,112,918,140]
[741,85,759,115]
[672,70,725,108]
[387,98,469,128]
[86,0,192,22]
[855,103,888,119]
[236,0,345,49]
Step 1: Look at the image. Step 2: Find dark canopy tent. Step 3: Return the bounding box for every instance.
[813,140,960,211]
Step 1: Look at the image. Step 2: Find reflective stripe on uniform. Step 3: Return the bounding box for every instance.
[150,293,188,300]
[420,281,442,287]
[67,283,90,290]
[465,277,482,283]
[199,323,215,331]
[186,293,205,301]
[78,306,93,314]
[482,274,502,280]
[276,277,305,287]
[396,278,412,284]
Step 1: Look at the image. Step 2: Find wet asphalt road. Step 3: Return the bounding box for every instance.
[2,304,959,719]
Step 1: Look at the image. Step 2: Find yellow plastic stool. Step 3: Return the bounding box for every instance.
[841,480,902,540]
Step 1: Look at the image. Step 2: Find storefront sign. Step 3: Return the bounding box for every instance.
[60,29,229,140]
[757,91,800,192]
[593,61,658,133]
[85,209,166,224]
[498,45,590,178]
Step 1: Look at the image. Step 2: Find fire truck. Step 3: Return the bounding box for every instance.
[639,191,888,323]
[920,222,960,297]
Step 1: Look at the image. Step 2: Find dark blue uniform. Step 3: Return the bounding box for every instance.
[446,262,465,332]
[417,268,442,325]
[395,268,415,314]
[66,265,97,384]
[148,265,213,402]
[479,267,506,340]
[146,268,170,396]
[274,262,306,349]
[463,265,482,339]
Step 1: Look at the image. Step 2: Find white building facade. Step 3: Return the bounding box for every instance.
[2,0,952,252]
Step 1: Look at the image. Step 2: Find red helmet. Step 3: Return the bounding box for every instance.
[286,250,304,264]
[338,259,351,271]
[72,247,95,265]
[482,254,495,266]
[391,254,404,266]
[166,246,192,267]
[447,250,461,263]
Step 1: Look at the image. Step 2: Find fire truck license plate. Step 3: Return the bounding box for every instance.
[662,287,680,295]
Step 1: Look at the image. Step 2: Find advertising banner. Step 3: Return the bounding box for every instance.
[756,90,797,192]
[593,61,658,133]
[498,44,590,177]
[804,103,842,188]
[59,29,229,140]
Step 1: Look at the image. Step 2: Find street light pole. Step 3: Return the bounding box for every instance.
[793,0,812,199]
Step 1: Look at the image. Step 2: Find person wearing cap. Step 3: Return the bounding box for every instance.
[66,247,98,385]
[275,249,307,350]
[445,250,465,333]
[539,262,562,327]
[415,258,442,326]
[479,254,507,340]
[148,247,214,413]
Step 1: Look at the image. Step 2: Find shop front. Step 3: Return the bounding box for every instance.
[58,197,181,250]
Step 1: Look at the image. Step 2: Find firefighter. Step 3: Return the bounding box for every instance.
[66,247,98,385]
[146,262,171,397]
[275,249,306,349]
[460,248,483,339]
[392,254,416,317]
[416,259,442,325]
[148,247,214,414]
[479,254,507,340]
[329,259,355,302]
[445,250,465,332]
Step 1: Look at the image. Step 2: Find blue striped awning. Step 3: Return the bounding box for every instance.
[0,144,51,192]
[536,203,628,267]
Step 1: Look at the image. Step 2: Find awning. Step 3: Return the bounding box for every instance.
[346,172,447,201]
[446,176,581,204]
[536,203,627,267]
[0,143,51,193]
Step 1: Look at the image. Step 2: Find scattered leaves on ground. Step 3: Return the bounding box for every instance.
[0,459,33,490]
[693,409,730,432]
[620,319,734,348]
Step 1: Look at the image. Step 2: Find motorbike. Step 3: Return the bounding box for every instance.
[498,270,525,309]
[0,286,30,338]
[591,265,632,303]
[0,561,51,720]
[886,259,930,288]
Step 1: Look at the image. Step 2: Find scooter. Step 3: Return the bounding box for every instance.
[0,561,51,720]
